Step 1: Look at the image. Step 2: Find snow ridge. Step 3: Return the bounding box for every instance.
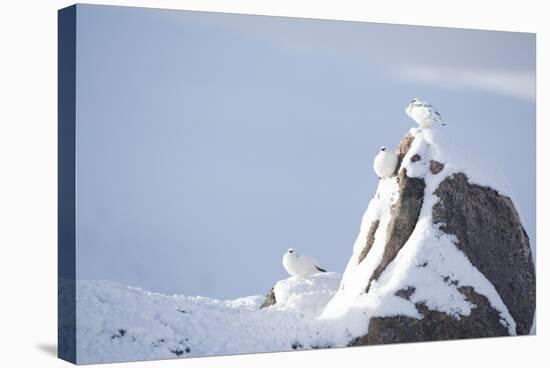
[75,273,341,363]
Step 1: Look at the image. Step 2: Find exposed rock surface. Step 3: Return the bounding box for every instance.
[393,133,414,175]
[260,287,276,309]
[429,160,444,174]
[353,286,509,345]
[432,173,536,334]
[366,168,425,292]
[357,220,380,264]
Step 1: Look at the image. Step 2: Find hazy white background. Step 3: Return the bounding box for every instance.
[0,1,548,368]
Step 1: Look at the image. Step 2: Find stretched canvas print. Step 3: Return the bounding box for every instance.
[58,4,536,364]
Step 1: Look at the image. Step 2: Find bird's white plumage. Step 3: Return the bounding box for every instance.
[373,146,398,178]
[282,248,326,277]
[405,98,445,128]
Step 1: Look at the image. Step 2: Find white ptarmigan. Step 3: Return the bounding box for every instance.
[373,146,398,178]
[405,98,445,128]
[282,248,326,277]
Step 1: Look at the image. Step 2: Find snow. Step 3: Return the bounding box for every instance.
[407,126,513,197]
[273,272,341,317]
[321,176,400,320]
[73,125,526,363]
[320,126,517,342]
[75,273,341,364]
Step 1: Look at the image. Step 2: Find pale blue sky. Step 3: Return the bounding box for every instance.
[74,4,535,299]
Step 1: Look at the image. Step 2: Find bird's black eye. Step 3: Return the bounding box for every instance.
[412,99,417,102]
[289,250,294,253]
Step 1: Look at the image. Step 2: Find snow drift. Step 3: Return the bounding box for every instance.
[75,274,341,364]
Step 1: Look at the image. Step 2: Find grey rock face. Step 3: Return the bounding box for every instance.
[394,133,415,175]
[260,287,277,309]
[429,160,444,174]
[352,286,509,345]
[366,168,425,292]
[433,173,536,334]
[357,220,380,264]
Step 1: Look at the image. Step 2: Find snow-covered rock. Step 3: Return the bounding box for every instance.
[260,272,341,316]
[320,127,535,345]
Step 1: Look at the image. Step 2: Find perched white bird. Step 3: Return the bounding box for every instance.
[405,98,445,128]
[282,248,326,277]
[373,146,398,178]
